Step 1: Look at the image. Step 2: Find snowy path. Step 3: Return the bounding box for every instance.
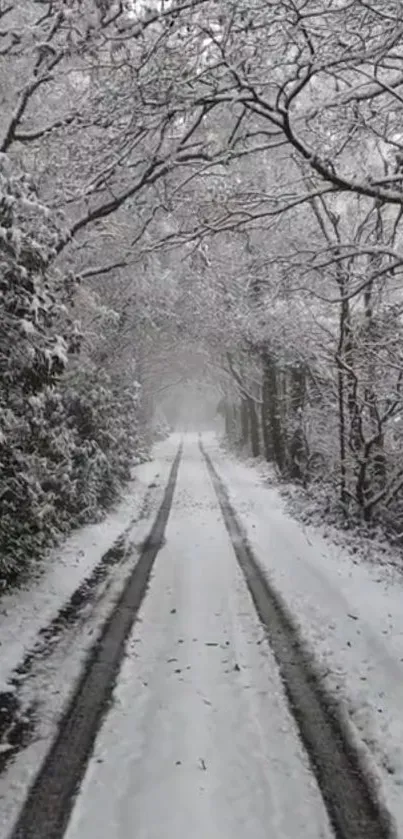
[0,440,178,839]
[207,437,403,832]
[66,437,333,839]
[0,438,178,693]
[4,434,400,839]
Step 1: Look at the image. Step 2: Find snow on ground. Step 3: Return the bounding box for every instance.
[0,437,180,839]
[66,436,332,839]
[0,437,178,692]
[204,435,403,833]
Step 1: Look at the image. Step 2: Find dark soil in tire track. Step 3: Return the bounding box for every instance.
[9,445,182,839]
[0,693,36,775]
[200,441,396,839]
[0,478,161,776]
[0,534,130,777]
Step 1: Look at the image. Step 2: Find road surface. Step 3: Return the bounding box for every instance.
[9,436,396,839]
[65,437,332,839]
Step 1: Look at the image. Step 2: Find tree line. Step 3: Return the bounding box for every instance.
[2,0,403,583]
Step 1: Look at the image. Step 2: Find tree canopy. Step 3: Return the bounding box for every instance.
[2,0,403,582]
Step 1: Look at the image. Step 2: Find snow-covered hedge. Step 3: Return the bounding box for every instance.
[0,156,146,586]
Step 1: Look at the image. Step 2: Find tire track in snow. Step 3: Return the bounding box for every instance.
[200,440,396,839]
[9,444,182,839]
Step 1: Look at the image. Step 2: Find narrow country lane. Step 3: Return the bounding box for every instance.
[4,6,403,837]
[65,436,333,839]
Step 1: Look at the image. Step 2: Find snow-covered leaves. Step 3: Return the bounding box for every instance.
[0,157,147,584]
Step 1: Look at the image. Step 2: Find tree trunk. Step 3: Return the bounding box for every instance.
[247,396,260,457]
[344,310,362,455]
[363,271,386,498]
[261,362,273,461]
[240,398,249,446]
[224,402,233,439]
[262,352,286,471]
[336,267,360,512]
[289,363,306,415]
[336,297,349,510]
[288,363,307,480]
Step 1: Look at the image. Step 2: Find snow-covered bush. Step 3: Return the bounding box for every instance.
[0,157,147,585]
[0,155,72,581]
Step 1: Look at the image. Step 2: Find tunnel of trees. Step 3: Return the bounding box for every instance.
[2,0,403,582]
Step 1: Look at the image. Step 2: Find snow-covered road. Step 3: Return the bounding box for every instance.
[66,437,333,839]
[208,438,403,832]
[4,433,403,839]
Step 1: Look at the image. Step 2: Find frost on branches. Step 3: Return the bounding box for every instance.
[0,156,144,586]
